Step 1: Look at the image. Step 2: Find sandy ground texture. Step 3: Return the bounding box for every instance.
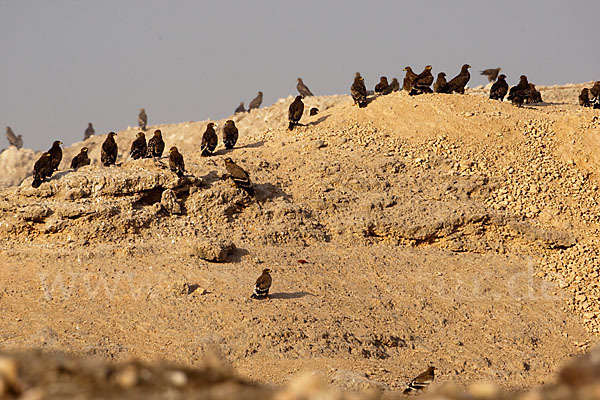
[0,84,600,395]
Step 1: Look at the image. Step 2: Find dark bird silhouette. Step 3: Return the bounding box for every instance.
[138,108,147,131]
[101,132,118,166]
[224,157,254,196]
[444,64,471,94]
[402,66,417,92]
[480,68,502,82]
[70,147,90,170]
[375,76,389,93]
[489,74,509,101]
[590,81,600,101]
[248,92,263,111]
[47,140,63,174]
[507,75,530,107]
[222,120,239,149]
[169,146,185,177]
[296,78,314,97]
[403,366,436,395]
[527,83,543,104]
[350,73,368,108]
[147,129,165,158]
[6,127,23,149]
[84,123,95,140]
[382,78,400,94]
[130,132,147,160]
[410,65,434,95]
[433,72,448,93]
[579,88,591,107]
[309,107,319,116]
[201,122,218,156]
[288,95,304,130]
[251,268,272,299]
[32,153,53,188]
[235,102,246,114]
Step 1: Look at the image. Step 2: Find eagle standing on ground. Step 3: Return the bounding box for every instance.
[71,147,90,170]
[507,75,530,106]
[403,366,436,395]
[248,92,263,111]
[579,88,591,107]
[101,132,118,166]
[480,68,502,82]
[48,140,63,174]
[147,129,165,158]
[251,268,272,299]
[6,126,23,149]
[590,81,600,101]
[375,76,389,93]
[296,78,314,97]
[433,72,448,93]
[84,122,95,140]
[169,146,185,177]
[489,74,509,101]
[444,64,471,94]
[31,153,53,188]
[382,78,400,94]
[235,102,246,114]
[223,120,239,149]
[201,122,218,156]
[288,95,304,130]
[527,83,543,104]
[130,132,147,160]
[402,66,417,92]
[410,65,434,95]
[350,73,368,108]
[224,157,255,196]
[138,108,147,131]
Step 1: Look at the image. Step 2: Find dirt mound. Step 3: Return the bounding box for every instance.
[1,85,600,394]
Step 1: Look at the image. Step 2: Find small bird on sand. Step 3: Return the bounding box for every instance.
[169,146,185,177]
[70,147,90,170]
[138,108,147,131]
[248,92,263,111]
[288,95,304,130]
[309,107,319,116]
[403,366,436,395]
[579,88,591,107]
[222,120,239,149]
[433,72,448,93]
[224,157,255,196]
[444,64,471,94]
[130,131,147,160]
[351,73,368,108]
[147,129,165,158]
[235,101,246,114]
[296,78,314,97]
[201,122,218,156]
[375,76,389,93]
[84,122,95,140]
[489,74,509,101]
[382,78,400,95]
[31,153,53,188]
[48,140,63,174]
[480,68,502,82]
[101,132,118,166]
[251,268,272,299]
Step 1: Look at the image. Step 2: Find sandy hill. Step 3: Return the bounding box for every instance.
[0,84,599,395]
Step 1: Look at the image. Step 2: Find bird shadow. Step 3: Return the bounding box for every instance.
[255,182,291,202]
[269,291,312,300]
[228,247,250,263]
[308,115,330,126]
[213,141,266,156]
[528,101,568,107]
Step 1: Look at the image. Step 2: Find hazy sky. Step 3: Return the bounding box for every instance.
[1,0,599,150]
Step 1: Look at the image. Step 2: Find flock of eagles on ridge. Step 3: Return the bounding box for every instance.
[4,66,600,395]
